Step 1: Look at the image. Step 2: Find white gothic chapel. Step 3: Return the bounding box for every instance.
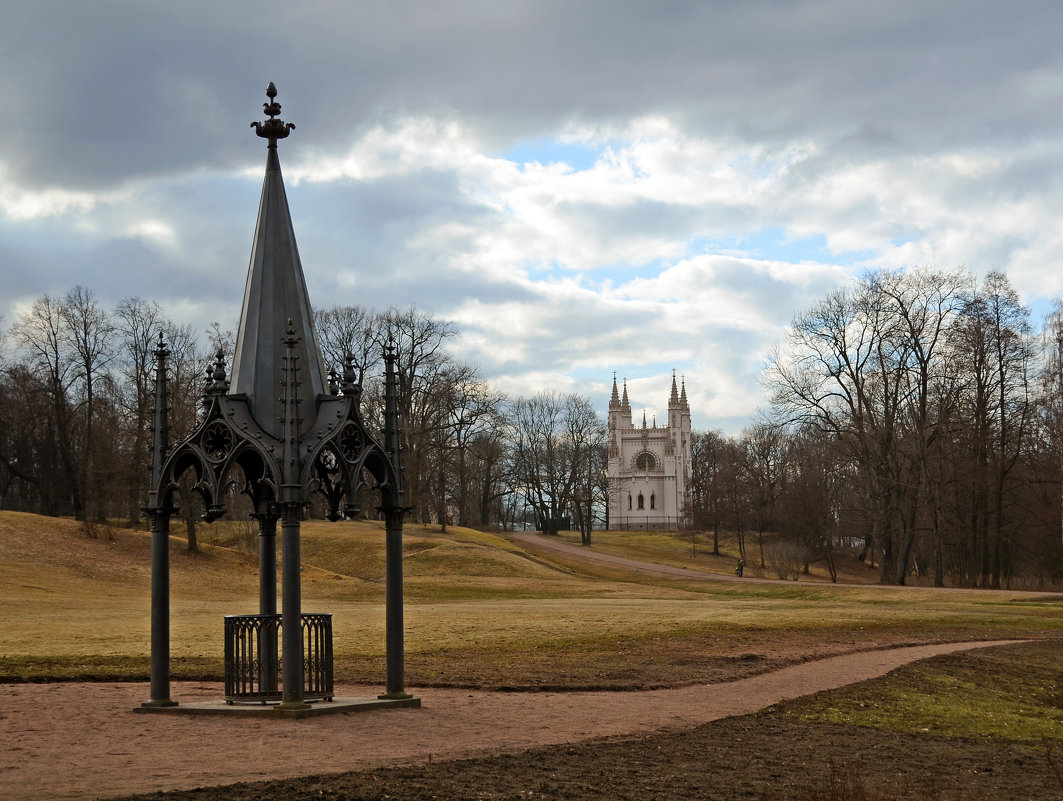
[607,372,692,530]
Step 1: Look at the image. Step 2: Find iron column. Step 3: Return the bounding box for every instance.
[277,320,308,711]
[379,341,411,699]
[255,510,279,693]
[144,508,176,707]
[278,503,307,709]
[143,335,176,707]
[381,507,410,699]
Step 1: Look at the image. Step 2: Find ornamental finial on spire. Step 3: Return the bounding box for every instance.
[251,82,295,147]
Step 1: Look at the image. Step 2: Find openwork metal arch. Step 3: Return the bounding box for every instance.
[142,84,411,712]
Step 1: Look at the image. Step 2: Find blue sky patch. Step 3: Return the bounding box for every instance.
[690,228,876,266]
[500,137,603,172]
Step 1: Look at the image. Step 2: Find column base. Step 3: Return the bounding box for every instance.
[378,690,414,701]
[141,698,179,708]
[275,700,312,712]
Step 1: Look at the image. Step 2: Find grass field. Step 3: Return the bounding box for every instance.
[546,527,884,583]
[1,511,1061,688]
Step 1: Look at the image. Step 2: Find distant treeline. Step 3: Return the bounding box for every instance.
[688,267,1063,589]
[0,295,605,548]
[2,266,1061,588]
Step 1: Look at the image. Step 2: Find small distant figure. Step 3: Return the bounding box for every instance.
[736,559,744,578]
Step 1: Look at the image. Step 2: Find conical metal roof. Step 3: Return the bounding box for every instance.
[230,85,327,439]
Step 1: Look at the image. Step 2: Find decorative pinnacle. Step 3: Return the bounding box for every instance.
[282,317,299,348]
[153,331,169,359]
[204,348,229,394]
[251,82,295,147]
[341,352,359,394]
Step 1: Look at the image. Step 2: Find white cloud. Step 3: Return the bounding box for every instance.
[124,219,177,247]
[0,162,99,220]
[5,1,1063,435]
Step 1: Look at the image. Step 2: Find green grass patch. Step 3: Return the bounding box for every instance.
[781,640,1063,743]
[0,653,221,682]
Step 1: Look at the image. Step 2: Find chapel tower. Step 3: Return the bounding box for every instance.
[607,371,692,530]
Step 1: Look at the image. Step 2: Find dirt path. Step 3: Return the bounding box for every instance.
[0,640,1021,801]
[509,530,780,583]
[511,532,1063,595]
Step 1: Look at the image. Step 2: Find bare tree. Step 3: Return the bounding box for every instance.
[873,268,967,584]
[114,297,166,522]
[442,370,507,527]
[778,425,846,582]
[377,306,458,523]
[509,391,604,536]
[769,268,969,584]
[1041,298,1063,580]
[315,304,376,380]
[9,294,83,518]
[165,322,208,550]
[742,420,787,570]
[61,286,116,521]
[687,430,728,555]
[951,271,1032,587]
[566,395,607,545]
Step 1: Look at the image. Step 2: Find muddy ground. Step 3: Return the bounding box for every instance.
[112,713,1059,801]
[106,642,1062,801]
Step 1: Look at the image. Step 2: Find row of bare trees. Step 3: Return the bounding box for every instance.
[315,306,608,536]
[315,304,513,530]
[508,392,607,542]
[0,289,207,525]
[0,294,607,542]
[686,267,1062,588]
[5,271,1061,586]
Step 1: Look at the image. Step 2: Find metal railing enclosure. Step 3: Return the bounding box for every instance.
[223,613,334,703]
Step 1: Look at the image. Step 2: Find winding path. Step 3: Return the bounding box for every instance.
[510,531,1063,595]
[0,640,1022,800]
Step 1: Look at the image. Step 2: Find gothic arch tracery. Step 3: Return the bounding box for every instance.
[633,451,657,471]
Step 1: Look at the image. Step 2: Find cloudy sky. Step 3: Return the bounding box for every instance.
[4,1,1063,432]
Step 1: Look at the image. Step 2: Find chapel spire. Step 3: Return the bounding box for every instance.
[230,83,327,438]
[609,371,621,410]
[669,368,680,406]
[621,378,630,411]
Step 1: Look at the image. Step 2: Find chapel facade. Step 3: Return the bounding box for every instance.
[607,372,692,530]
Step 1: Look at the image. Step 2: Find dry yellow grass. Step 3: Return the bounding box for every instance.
[1,512,1060,687]
[553,528,882,584]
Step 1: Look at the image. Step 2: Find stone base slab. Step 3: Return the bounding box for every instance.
[134,695,420,719]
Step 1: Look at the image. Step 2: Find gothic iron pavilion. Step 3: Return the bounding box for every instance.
[142,84,412,712]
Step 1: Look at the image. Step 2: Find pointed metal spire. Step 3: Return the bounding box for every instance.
[230,83,327,439]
